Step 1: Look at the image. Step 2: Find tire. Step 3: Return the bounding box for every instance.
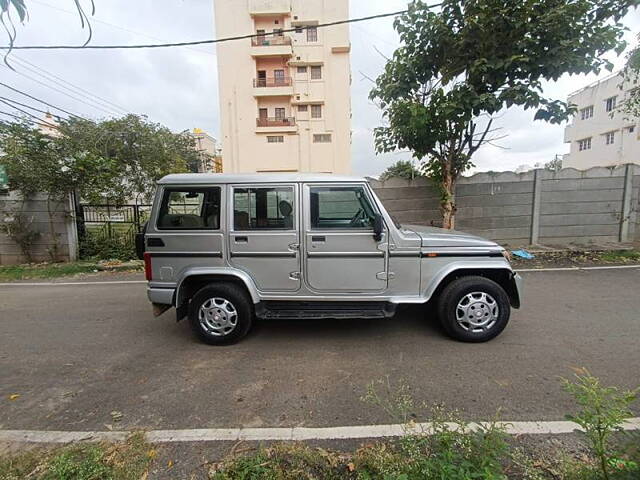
[188,283,253,345]
[437,276,510,343]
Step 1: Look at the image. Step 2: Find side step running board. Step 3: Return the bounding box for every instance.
[255,301,397,320]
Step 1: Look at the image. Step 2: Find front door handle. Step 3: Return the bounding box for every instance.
[312,236,326,242]
[234,236,248,243]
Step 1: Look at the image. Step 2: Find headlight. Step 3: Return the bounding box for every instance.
[501,249,512,262]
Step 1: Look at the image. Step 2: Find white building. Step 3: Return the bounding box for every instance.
[190,128,223,173]
[563,72,639,169]
[213,0,352,174]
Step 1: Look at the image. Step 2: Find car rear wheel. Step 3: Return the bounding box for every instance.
[188,284,252,345]
[437,276,510,342]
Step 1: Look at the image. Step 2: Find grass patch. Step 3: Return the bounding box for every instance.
[0,261,143,282]
[0,433,154,480]
[599,250,640,263]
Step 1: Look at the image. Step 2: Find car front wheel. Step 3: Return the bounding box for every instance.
[188,284,252,345]
[437,276,510,342]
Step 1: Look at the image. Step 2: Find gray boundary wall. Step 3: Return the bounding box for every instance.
[369,164,640,247]
[0,192,77,265]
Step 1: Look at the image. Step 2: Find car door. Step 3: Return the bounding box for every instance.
[148,185,224,283]
[228,184,300,292]
[303,183,388,293]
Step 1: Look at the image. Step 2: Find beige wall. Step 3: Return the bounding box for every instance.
[563,72,640,169]
[214,0,351,174]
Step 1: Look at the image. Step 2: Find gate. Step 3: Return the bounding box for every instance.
[76,203,152,248]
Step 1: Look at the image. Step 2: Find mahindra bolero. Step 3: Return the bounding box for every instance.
[137,174,522,345]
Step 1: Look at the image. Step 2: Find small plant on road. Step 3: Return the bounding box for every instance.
[563,369,639,480]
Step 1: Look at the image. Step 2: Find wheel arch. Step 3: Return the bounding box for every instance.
[424,265,520,308]
[175,268,260,309]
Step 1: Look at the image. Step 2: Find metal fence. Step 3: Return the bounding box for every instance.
[77,203,151,247]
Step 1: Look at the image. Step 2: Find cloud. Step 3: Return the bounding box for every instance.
[1,0,637,177]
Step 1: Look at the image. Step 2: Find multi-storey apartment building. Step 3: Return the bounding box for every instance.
[214,0,351,173]
[563,72,639,169]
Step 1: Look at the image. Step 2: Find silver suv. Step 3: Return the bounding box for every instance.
[138,174,522,345]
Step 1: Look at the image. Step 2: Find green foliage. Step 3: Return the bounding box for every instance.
[379,160,423,181]
[371,0,636,227]
[623,34,640,119]
[0,433,152,480]
[0,209,40,262]
[545,156,563,173]
[79,232,136,262]
[563,369,639,480]
[600,250,640,262]
[0,115,196,205]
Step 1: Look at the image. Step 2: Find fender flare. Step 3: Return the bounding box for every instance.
[422,260,518,304]
[174,267,261,306]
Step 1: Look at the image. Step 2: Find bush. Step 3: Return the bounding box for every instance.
[79,233,136,261]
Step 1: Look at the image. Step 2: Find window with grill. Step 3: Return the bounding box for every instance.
[311,104,322,119]
[605,131,615,145]
[605,96,617,112]
[310,65,322,80]
[297,66,307,74]
[298,105,308,112]
[580,106,593,120]
[267,136,284,143]
[578,138,592,151]
[307,26,318,42]
[313,134,332,143]
[274,108,286,119]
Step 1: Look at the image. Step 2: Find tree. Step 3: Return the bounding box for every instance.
[371,0,636,229]
[379,160,423,181]
[0,114,196,260]
[1,0,94,65]
[56,114,198,203]
[545,155,563,173]
[622,34,640,118]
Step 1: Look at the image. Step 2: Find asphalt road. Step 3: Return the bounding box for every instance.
[1,269,639,432]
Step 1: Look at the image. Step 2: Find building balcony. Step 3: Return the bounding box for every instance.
[250,35,293,57]
[253,77,294,97]
[249,0,291,16]
[256,117,297,133]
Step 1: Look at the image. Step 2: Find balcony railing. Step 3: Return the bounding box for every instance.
[256,117,296,127]
[254,77,292,88]
[251,35,292,47]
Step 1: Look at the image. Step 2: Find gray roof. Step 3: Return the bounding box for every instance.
[158,173,367,185]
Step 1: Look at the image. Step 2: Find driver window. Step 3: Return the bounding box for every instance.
[310,186,376,229]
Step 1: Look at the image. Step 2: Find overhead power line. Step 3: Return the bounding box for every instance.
[1,65,121,116]
[0,81,82,118]
[0,8,433,50]
[0,98,60,129]
[0,96,65,119]
[0,110,28,121]
[10,56,129,114]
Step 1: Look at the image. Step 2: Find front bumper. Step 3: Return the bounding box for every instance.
[147,287,175,306]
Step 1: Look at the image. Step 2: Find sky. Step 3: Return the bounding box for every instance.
[1,0,639,177]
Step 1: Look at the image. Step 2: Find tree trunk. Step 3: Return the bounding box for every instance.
[440,163,457,230]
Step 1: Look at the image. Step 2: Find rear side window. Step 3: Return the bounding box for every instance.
[233,187,295,230]
[310,186,376,229]
[157,187,221,230]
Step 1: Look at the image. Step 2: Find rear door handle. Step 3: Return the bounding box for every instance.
[234,236,248,243]
[312,236,326,242]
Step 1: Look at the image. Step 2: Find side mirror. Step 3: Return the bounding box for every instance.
[373,213,384,242]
